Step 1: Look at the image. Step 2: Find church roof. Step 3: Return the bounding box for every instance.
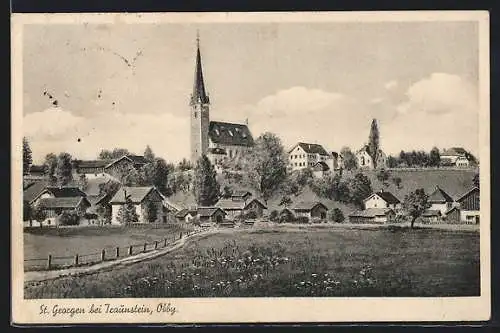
[208,121,254,147]
[190,37,210,105]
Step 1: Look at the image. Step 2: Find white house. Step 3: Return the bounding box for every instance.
[312,161,331,178]
[349,208,395,224]
[109,186,164,225]
[356,145,387,169]
[288,142,332,172]
[440,147,471,167]
[364,190,402,211]
[428,185,454,215]
[456,187,480,224]
[175,209,197,223]
[215,197,267,220]
[292,201,328,221]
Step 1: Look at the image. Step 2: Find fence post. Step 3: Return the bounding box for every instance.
[74,254,79,266]
[143,243,147,252]
[179,232,182,239]
[164,238,167,247]
[128,245,133,256]
[116,247,120,258]
[101,249,105,262]
[155,241,158,250]
[47,254,52,270]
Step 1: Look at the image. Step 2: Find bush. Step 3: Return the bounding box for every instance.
[311,217,322,224]
[330,208,345,223]
[295,216,309,224]
[269,210,279,222]
[58,211,80,226]
[243,210,258,220]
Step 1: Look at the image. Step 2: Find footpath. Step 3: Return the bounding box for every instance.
[24,228,219,283]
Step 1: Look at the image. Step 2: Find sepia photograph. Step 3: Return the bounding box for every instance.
[11,11,490,324]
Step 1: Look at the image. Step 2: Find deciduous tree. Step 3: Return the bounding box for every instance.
[403,188,430,229]
[55,152,73,186]
[340,146,358,171]
[23,137,33,175]
[429,147,441,167]
[44,153,58,184]
[192,155,220,206]
[144,145,155,162]
[348,173,373,209]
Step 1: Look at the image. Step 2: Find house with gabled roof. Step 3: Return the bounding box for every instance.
[364,190,401,211]
[104,155,149,180]
[349,208,395,224]
[356,144,387,170]
[109,186,164,225]
[288,142,332,172]
[215,197,267,220]
[312,161,330,178]
[428,185,455,215]
[73,159,111,178]
[440,147,471,167]
[36,196,91,227]
[456,187,480,224]
[292,201,328,221]
[196,207,227,224]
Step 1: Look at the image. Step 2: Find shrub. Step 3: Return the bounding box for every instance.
[311,217,322,224]
[330,208,345,223]
[243,210,258,220]
[295,216,309,224]
[58,211,80,226]
[269,210,279,222]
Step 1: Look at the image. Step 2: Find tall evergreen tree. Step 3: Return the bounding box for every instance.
[192,155,220,206]
[116,192,139,225]
[23,137,33,175]
[55,152,73,186]
[367,119,380,169]
[144,145,155,162]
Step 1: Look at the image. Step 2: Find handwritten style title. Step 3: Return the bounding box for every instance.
[39,302,177,318]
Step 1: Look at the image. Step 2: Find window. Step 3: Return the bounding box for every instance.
[228,130,234,137]
[194,112,197,118]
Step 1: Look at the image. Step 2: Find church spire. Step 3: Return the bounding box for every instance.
[190,31,210,106]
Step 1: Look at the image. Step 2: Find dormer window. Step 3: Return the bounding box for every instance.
[194,111,197,118]
[228,130,234,137]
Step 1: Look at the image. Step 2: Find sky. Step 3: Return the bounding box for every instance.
[22,21,480,164]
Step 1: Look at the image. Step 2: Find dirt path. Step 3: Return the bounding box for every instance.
[24,228,220,283]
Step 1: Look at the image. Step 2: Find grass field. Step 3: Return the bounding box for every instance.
[24,227,480,298]
[24,224,191,270]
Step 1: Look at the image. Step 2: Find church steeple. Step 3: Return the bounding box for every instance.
[190,32,210,106]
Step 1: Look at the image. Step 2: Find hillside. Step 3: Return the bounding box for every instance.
[165,168,478,218]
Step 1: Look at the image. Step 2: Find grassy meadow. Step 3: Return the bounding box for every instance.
[25,227,480,298]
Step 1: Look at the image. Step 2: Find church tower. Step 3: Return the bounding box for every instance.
[190,32,210,164]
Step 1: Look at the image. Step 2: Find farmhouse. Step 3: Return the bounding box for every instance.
[288,142,332,172]
[24,165,46,182]
[23,180,49,206]
[292,201,328,221]
[229,190,253,202]
[364,190,401,211]
[312,161,330,178]
[104,155,149,180]
[86,193,111,224]
[30,186,87,207]
[215,198,267,220]
[440,147,471,167]
[196,207,227,223]
[456,187,480,224]
[36,197,91,227]
[428,185,454,215]
[73,159,110,178]
[356,145,387,170]
[109,186,164,225]
[349,208,395,224]
[444,206,461,223]
[175,209,197,223]
[278,207,295,222]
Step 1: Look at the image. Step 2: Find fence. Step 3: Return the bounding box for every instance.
[24,228,202,272]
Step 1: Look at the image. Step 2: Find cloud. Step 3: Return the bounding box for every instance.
[397,73,477,115]
[24,108,189,163]
[384,80,398,91]
[370,97,384,105]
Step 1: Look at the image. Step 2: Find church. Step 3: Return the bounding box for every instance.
[189,35,254,171]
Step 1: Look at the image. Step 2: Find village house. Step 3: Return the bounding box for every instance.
[229,190,253,202]
[175,209,197,223]
[288,142,332,172]
[356,145,387,169]
[364,190,402,211]
[348,208,395,224]
[30,186,87,207]
[278,207,295,222]
[428,185,455,215]
[292,201,328,221]
[215,197,267,220]
[36,196,91,227]
[312,161,331,178]
[24,165,46,182]
[23,180,50,207]
[73,159,110,179]
[456,187,480,224]
[85,193,111,225]
[329,152,342,171]
[440,147,470,167]
[421,209,441,223]
[109,186,164,225]
[196,207,227,224]
[444,206,461,223]
[104,155,149,180]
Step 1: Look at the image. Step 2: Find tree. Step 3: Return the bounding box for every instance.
[340,146,358,171]
[116,194,139,225]
[55,152,73,186]
[59,211,80,226]
[44,153,58,184]
[241,132,287,202]
[78,174,88,191]
[279,195,293,208]
[143,199,158,223]
[387,155,398,168]
[95,204,111,225]
[367,119,380,169]
[376,168,391,188]
[403,188,430,229]
[392,176,403,189]
[192,155,220,206]
[177,158,192,171]
[310,173,350,203]
[23,137,33,175]
[146,158,172,196]
[32,205,47,227]
[330,208,345,223]
[98,148,130,160]
[23,201,33,226]
[348,172,373,208]
[222,185,233,199]
[144,145,155,162]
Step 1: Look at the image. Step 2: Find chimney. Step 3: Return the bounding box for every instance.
[245,118,249,126]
